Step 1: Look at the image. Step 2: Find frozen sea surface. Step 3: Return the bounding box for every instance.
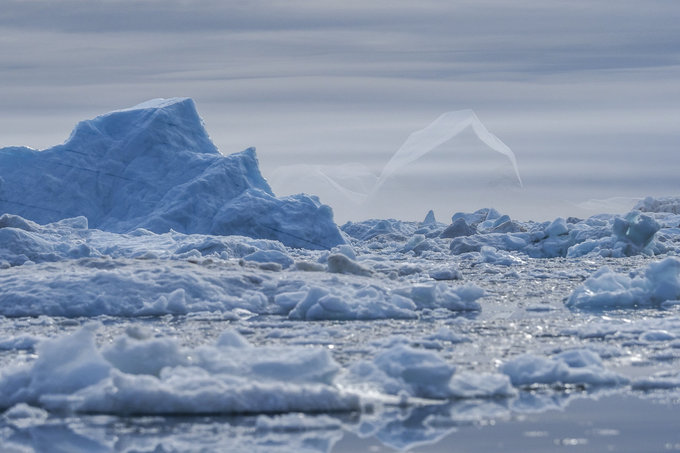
[2,208,680,451]
[1,100,680,451]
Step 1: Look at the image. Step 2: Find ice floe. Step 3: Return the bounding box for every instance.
[0,327,359,415]
[342,339,514,402]
[567,257,680,310]
[0,326,519,419]
[501,349,629,388]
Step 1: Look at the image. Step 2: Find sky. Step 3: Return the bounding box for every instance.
[1,0,679,222]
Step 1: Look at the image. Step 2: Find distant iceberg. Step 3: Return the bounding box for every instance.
[0,98,344,249]
[270,109,523,222]
[374,109,523,192]
[634,196,680,214]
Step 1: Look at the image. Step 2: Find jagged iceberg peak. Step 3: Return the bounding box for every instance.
[61,97,220,158]
[0,98,345,249]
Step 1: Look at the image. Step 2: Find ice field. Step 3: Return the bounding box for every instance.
[1,99,680,451]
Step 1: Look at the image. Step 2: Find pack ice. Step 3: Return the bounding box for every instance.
[3,100,680,450]
[0,98,344,250]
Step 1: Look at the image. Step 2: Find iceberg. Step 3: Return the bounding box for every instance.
[374,110,523,192]
[269,110,522,222]
[0,98,344,249]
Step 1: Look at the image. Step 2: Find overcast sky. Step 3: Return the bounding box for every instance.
[1,1,679,221]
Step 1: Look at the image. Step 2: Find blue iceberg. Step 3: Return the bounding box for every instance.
[0,98,344,249]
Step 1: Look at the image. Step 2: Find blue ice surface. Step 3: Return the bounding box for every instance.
[0,98,344,250]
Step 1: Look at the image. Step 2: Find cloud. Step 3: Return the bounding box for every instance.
[1,1,679,220]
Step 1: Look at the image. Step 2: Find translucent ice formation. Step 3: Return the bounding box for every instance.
[375,110,523,192]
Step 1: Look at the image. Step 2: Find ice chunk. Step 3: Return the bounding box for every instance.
[452,208,502,226]
[285,286,417,321]
[639,330,675,342]
[425,327,470,344]
[372,344,456,399]
[635,196,680,214]
[500,349,629,387]
[0,214,39,232]
[428,266,462,281]
[632,374,680,390]
[216,330,252,349]
[612,212,660,249]
[341,218,417,241]
[243,249,294,269]
[210,189,345,250]
[331,244,357,260]
[326,253,373,277]
[0,327,359,415]
[545,217,569,237]
[395,283,484,311]
[343,342,514,401]
[422,210,437,226]
[567,257,680,310]
[479,246,524,266]
[0,334,43,350]
[440,218,476,239]
[101,333,188,376]
[342,343,456,400]
[0,255,273,317]
[444,210,663,259]
[0,327,112,408]
[449,372,516,398]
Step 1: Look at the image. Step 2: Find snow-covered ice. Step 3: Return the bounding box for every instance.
[1,101,680,451]
[0,327,359,415]
[567,257,680,310]
[501,348,629,387]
